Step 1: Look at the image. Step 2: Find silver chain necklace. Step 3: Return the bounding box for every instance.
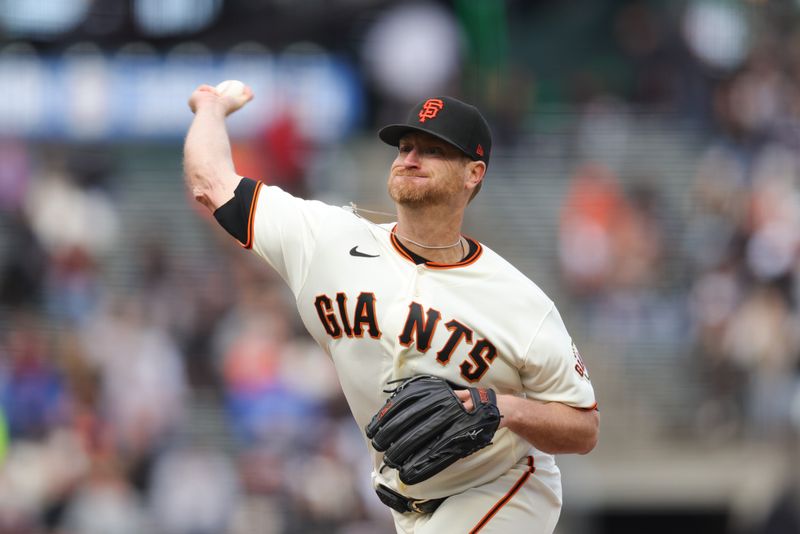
[348,203,464,250]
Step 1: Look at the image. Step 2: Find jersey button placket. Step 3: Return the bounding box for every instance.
[413,264,425,297]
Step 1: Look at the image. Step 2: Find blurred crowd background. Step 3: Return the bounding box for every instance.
[2,1,800,533]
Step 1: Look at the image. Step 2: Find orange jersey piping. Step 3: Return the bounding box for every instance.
[390,226,483,269]
[241,180,264,249]
[469,455,535,533]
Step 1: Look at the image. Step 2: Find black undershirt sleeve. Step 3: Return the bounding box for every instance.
[213,177,261,248]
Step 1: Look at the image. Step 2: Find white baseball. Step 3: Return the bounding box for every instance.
[215,79,246,97]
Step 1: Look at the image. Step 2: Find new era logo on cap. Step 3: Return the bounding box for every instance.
[378,95,492,166]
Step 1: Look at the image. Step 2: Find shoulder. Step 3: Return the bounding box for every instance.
[258,185,366,223]
[476,242,555,307]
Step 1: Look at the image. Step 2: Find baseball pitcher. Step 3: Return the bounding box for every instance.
[184,83,598,534]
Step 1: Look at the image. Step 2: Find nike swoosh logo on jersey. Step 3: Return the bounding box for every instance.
[350,246,380,258]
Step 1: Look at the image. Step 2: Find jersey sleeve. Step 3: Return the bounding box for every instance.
[519,305,596,409]
[248,183,333,296]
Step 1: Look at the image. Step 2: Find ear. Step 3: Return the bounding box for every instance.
[465,160,486,195]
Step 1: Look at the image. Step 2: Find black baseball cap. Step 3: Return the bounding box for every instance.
[379,96,491,166]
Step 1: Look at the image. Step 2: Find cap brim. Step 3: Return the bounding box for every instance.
[378,124,470,158]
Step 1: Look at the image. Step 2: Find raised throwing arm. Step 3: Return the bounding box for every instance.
[184,83,253,212]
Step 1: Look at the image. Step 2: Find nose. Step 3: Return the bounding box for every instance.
[400,148,421,167]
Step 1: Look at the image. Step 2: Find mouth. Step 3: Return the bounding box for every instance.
[393,172,429,180]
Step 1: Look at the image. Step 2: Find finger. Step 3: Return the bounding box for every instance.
[454,390,473,411]
[243,86,254,102]
[188,85,221,112]
[222,88,253,115]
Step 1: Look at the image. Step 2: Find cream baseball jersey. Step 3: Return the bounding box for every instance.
[231,179,596,501]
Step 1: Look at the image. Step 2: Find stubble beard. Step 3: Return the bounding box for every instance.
[388,173,461,208]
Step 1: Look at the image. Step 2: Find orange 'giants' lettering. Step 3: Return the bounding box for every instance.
[335,292,352,337]
[314,292,381,340]
[436,319,473,365]
[353,293,380,338]
[314,294,342,338]
[398,302,441,352]
[316,294,498,381]
[459,339,497,382]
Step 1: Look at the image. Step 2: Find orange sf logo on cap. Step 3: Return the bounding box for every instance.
[418,98,444,123]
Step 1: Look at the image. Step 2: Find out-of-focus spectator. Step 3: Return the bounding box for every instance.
[80,295,187,488]
[684,144,749,272]
[0,316,68,440]
[24,150,119,260]
[149,447,239,534]
[558,162,628,297]
[44,245,102,326]
[613,1,688,111]
[745,145,800,282]
[680,33,800,440]
[610,182,666,291]
[689,264,746,434]
[0,428,90,531]
[483,63,535,149]
[179,265,234,389]
[261,111,311,197]
[61,454,150,534]
[230,111,311,199]
[227,493,286,534]
[721,285,799,435]
[214,285,334,449]
[19,150,120,325]
[286,449,364,528]
[558,159,683,346]
[133,235,211,366]
[0,212,47,309]
[0,138,30,212]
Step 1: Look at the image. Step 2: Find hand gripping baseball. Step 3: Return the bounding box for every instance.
[365,375,501,485]
[188,81,253,116]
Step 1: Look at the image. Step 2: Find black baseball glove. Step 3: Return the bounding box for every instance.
[365,375,501,485]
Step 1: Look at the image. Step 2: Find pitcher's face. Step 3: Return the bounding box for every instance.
[387,132,471,207]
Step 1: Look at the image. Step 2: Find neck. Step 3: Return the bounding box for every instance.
[395,203,466,263]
